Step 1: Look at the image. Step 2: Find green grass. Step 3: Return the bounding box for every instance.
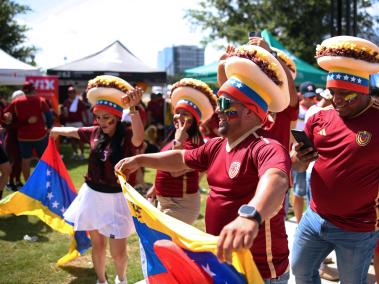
[0,144,208,284]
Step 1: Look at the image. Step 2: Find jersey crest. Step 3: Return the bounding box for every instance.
[228,161,241,179]
[355,130,371,147]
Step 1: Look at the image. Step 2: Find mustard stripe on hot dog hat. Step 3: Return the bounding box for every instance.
[316,36,379,94]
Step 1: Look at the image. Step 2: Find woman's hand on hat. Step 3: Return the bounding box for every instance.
[123,87,143,107]
[219,44,235,61]
[248,38,272,52]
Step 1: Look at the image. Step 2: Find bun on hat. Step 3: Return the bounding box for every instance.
[87,75,133,117]
[170,78,216,123]
[271,47,296,80]
[220,45,289,120]
[316,36,379,94]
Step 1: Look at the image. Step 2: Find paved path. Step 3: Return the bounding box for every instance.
[134,219,377,283]
[285,218,376,283]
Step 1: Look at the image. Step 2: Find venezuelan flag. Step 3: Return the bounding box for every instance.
[117,174,263,284]
[0,138,91,265]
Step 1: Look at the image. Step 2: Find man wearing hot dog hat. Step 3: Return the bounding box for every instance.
[292,36,379,283]
[116,45,292,281]
[217,38,299,152]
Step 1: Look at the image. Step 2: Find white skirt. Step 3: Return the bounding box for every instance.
[64,183,134,239]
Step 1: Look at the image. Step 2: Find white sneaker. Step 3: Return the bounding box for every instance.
[115,275,127,284]
[95,280,108,284]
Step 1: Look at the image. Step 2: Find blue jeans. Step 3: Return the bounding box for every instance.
[292,170,306,197]
[291,208,379,284]
[263,271,289,284]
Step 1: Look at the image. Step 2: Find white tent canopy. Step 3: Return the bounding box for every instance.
[0,49,42,85]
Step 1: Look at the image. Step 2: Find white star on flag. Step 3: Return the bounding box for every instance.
[60,207,66,213]
[351,76,356,82]
[52,201,59,208]
[46,181,51,188]
[343,75,349,80]
[330,74,334,79]
[357,78,362,84]
[236,83,242,88]
[47,192,54,200]
[336,74,341,79]
[46,170,51,176]
[201,263,216,277]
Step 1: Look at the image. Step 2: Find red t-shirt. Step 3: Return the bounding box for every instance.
[258,104,299,151]
[5,95,50,141]
[147,98,164,123]
[184,134,291,279]
[305,101,379,232]
[62,99,86,123]
[78,125,137,188]
[155,138,203,197]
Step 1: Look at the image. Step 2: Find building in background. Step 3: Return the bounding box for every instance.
[158,45,204,77]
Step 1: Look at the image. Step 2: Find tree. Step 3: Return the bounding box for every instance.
[186,0,379,65]
[0,0,36,64]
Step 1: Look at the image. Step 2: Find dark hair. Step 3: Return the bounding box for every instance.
[94,121,125,169]
[164,117,202,146]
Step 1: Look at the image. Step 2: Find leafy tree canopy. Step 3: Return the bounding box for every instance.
[186,0,379,65]
[0,0,36,64]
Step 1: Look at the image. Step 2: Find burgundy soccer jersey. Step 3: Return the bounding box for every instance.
[5,95,50,141]
[305,101,379,232]
[78,126,137,188]
[62,99,86,123]
[155,138,203,197]
[184,132,291,279]
[258,104,299,151]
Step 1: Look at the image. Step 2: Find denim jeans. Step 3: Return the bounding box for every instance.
[263,271,290,284]
[291,208,379,284]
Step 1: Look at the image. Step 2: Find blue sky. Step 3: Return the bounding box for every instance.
[14,0,222,69]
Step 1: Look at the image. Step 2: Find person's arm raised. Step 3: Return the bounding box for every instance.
[123,88,144,147]
[217,45,235,87]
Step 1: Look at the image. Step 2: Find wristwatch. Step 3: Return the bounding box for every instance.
[129,105,139,114]
[238,205,262,225]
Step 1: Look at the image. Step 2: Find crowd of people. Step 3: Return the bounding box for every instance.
[0,34,378,284]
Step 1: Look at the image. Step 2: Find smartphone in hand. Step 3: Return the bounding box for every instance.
[291,129,315,151]
[249,31,262,38]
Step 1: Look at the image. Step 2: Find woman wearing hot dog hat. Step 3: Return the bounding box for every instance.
[116,45,293,281]
[50,75,144,284]
[146,78,216,225]
[291,36,379,283]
